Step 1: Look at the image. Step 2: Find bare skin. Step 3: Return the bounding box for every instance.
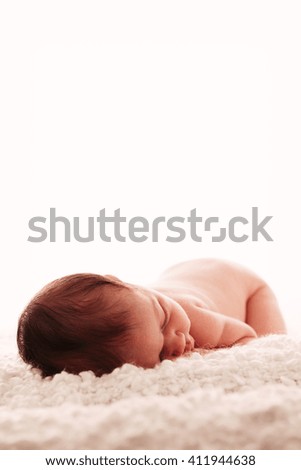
[114,258,286,368]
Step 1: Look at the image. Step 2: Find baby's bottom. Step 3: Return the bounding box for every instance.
[246,284,287,335]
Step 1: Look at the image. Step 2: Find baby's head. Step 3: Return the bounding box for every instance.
[17,273,194,377]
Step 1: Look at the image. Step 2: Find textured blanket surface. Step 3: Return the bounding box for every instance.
[1,334,301,450]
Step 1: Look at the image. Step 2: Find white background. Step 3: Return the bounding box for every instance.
[0,1,300,336]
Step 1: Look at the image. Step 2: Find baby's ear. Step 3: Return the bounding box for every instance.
[105,274,122,283]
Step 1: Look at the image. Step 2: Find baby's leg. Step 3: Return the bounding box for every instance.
[246,284,287,335]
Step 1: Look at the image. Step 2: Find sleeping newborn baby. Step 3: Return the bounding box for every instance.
[17,258,286,377]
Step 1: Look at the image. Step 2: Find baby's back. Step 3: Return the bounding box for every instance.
[155,258,264,322]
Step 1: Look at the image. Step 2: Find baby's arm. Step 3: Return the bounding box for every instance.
[187,305,257,349]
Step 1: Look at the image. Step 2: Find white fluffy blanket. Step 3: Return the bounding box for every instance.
[1,334,301,450]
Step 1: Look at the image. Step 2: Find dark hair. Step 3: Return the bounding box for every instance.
[17,274,133,377]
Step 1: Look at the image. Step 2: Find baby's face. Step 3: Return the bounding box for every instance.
[120,285,195,368]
